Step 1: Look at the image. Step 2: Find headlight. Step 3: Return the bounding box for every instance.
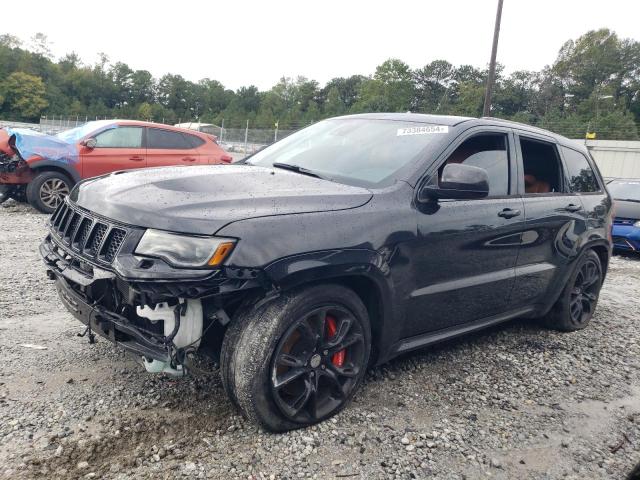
[135,229,235,268]
[634,220,640,228]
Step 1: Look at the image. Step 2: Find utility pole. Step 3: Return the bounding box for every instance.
[482,0,504,117]
[244,119,249,153]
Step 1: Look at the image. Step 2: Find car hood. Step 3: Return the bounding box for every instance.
[73,165,373,235]
[0,127,78,164]
[614,199,640,220]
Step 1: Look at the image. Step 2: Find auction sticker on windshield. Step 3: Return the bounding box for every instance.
[397,125,449,136]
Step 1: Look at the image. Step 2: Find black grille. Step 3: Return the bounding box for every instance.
[614,217,637,225]
[87,223,108,256]
[49,201,130,265]
[63,212,81,241]
[74,217,93,249]
[103,228,127,262]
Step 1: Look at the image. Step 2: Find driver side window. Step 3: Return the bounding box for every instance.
[440,133,509,196]
[94,127,143,148]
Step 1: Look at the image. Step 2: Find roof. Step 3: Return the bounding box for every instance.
[335,113,577,146]
[175,122,220,129]
[337,112,473,126]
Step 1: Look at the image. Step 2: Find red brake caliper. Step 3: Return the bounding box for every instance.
[326,315,345,367]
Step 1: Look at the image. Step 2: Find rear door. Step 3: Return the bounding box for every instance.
[405,127,525,337]
[81,126,146,178]
[560,145,611,246]
[511,133,589,309]
[146,127,204,167]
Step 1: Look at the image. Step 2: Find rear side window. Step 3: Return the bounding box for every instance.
[185,134,206,148]
[94,127,143,148]
[561,147,600,193]
[520,137,563,194]
[147,128,191,149]
[441,133,509,196]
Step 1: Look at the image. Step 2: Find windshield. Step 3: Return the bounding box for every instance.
[55,120,115,143]
[246,118,451,187]
[608,180,640,201]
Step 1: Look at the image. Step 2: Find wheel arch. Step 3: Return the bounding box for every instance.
[263,250,395,365]
[581,240,610,280]
[29,161,80,184]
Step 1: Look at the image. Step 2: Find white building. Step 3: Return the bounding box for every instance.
[578,139,640,179]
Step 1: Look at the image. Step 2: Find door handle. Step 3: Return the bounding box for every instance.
[564,203,582,212]
[498,208,521,219]
[182,157,197,162]
[129,156,144,161]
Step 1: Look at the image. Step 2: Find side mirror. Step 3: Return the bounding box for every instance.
[419,163,490,201]
[81,138,97,149]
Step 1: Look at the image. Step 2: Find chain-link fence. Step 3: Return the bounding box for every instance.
[33,117,299,153]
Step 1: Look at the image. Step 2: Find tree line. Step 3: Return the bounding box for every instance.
[0,29,639,139]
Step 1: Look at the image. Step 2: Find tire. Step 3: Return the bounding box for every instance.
[10,186,27,203]
[0,185,13,205]
[221,284,371,432]
[544,250,603,332]
[26,171,72,214]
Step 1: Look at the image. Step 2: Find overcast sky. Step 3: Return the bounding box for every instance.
[6,0,640,90]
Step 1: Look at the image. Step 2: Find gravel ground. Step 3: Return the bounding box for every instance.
[1,199,639,480]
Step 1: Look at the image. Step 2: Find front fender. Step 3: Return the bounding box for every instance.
[28,158,81,183]
[264,249,399,364]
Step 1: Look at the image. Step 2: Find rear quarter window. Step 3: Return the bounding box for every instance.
[561,146,600,193]
[185,134,206,148]
[147,128,192,149]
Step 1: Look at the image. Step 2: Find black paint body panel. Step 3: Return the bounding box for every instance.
[48,114,613,365]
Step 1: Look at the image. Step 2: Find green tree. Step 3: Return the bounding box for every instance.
[1,71,48,120]
[413,60,455,113]
[355,59,414,112]
[138,102,153,120]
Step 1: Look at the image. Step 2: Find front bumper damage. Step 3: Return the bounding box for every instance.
[40,204,268,375]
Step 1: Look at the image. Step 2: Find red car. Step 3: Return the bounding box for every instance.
[0,120,233,213]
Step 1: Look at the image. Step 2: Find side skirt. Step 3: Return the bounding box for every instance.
[390,306,536,357]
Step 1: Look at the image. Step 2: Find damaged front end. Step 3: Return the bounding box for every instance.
[40,199,268,376]
[0,132,32,202]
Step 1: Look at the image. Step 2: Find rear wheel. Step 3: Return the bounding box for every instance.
[221,284,371,432]
[544,250,603,331]
[26,171,72,213]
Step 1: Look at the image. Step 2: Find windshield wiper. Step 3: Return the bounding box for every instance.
[616,198,640,203]
[272,162,326,180]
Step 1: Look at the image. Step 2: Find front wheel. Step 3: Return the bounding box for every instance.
[544,250,603,332]
[26,171,72,214]
[221,284,371,432]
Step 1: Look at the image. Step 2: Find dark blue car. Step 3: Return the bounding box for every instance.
[608,179,640,253]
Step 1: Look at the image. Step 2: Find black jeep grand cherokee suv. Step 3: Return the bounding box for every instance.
[41,114,612,431]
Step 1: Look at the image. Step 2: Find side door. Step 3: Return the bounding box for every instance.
[559,145,611,249]
[510,133,589,309]
[80,126,146,178]
[404,128,525,338]
[146,127,203,167]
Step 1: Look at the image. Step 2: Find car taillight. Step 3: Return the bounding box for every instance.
[221,154,233,163]
[608,201,616,242]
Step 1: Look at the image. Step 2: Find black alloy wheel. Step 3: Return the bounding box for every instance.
[270,306,366,423]
[568,257,601,327]
[221,284,371,432]
[544,249,603,332]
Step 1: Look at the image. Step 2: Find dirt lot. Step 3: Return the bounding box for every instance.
[1,199,639,480]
